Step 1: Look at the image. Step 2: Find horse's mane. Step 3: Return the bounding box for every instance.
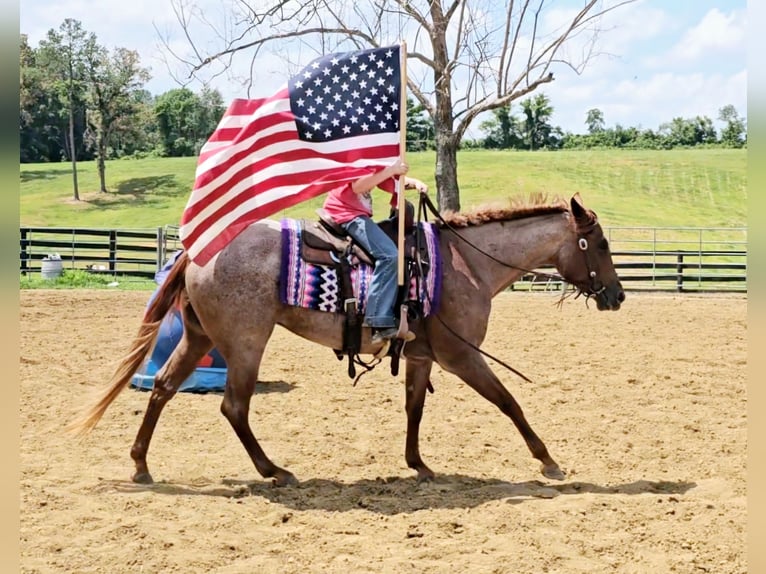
[436,193,569,228]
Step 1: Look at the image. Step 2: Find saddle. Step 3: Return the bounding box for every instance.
[298,201,430,379]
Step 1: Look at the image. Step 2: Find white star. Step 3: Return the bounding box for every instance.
[324,129,332,138]
[361,123,369,131]
[342,125,351,134]
[295,98,305,107]
[385,66,394,76]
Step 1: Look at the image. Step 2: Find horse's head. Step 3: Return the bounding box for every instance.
[557,194,625,311]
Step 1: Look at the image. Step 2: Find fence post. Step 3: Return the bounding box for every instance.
[676,253,684,292]
[108,230,117,273]
[20,228,28,274]
[156,226,165,272]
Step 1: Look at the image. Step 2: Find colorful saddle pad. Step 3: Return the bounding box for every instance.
[279,218,442,317]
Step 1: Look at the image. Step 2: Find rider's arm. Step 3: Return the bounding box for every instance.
[351,159,409,195]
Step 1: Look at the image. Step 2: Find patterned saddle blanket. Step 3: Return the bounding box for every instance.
[279,218,442,317]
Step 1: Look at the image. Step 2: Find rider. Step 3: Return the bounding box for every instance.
[322,158,428,344]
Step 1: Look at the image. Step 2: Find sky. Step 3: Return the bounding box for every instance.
[19,0,747,136]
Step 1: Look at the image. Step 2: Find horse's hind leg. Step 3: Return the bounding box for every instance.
[220,341,298,487]
[131,311,213,484]
[436,349,565,481]
[404,357,436,483]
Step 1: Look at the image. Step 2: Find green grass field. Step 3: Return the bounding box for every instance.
[20,148,746,229]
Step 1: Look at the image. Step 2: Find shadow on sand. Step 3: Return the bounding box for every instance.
[94,474,697,515]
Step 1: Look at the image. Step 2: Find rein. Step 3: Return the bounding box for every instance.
[413,193,604,383]
[418,193,605,301]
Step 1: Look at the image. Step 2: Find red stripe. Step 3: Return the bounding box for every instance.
[189,179,357,266]
[181,164,377,248]
[183,139,399,224]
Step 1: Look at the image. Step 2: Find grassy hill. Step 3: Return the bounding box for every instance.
[20,148,747,229]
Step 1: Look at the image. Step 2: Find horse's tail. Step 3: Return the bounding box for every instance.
[67,251,191,437]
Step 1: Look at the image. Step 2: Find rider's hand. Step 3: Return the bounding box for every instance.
[388,158,410,177]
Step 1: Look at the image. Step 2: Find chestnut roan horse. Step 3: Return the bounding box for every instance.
[71,194,624,486]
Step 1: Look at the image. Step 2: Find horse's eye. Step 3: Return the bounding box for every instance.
[598,238,609,251]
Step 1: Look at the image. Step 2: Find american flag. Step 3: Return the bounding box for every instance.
[180,45,403,265]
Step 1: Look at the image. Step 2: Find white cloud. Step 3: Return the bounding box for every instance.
[670,8,746,61]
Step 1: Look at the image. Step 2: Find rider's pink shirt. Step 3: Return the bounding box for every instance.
[322,177,398,224]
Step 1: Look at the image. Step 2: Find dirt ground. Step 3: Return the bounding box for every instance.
[20,289,746,574]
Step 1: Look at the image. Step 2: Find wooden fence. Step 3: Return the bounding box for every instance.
[20,227,170,279]
[20,225,747,292]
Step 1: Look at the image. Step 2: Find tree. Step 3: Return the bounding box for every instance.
[163,0,636,211]
[406,97,434,151]
[154,87,225,156]
[84,45,151,191]
[718,105,746,148]
[37,19,96,201]
[520,94,555,150]
[479,104,521,149]
[586,108,605,134]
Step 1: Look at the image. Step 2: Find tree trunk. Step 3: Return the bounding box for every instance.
[97,128,107,193]
[68,106,80,201]
[434,134,460,212]
[429,6,460,213]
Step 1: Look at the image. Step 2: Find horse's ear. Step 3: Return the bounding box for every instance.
[570,194,589,224]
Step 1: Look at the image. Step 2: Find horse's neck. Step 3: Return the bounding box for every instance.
[450,214,569,295]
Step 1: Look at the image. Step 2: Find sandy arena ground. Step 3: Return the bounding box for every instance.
[20,289,746,573]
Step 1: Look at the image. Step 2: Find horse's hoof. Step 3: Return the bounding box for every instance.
[271,472,299,487]
[415,468,435,484]
[132,471,154,484]
[541,463,566,481]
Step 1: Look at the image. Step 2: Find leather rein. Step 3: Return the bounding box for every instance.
[412,194,606,383]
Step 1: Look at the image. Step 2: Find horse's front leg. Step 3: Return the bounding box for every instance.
[404,357,435,483]
[220,348,298,487]
[436,349,565,481]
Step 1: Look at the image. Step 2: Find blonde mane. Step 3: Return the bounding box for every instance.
[437,193,569,228]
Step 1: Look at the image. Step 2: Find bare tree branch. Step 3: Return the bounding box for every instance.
[158,0,638,210]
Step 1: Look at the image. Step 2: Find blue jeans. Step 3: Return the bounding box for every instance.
[341,215,398,329]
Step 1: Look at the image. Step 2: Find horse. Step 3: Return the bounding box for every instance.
[70,193,624,486]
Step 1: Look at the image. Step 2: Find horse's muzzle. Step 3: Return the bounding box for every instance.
[595,283,625,311]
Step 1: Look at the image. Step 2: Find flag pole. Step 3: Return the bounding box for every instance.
[397,40,407,286]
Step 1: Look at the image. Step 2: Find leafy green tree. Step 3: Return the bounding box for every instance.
[520,94,555,150]
[406,97,434,152]
[479,105,522,149]
[84,45,151,191]
[154,88,225,157]
[20,34,63,163]
[585,108,605,134]
[718,105,746,147]
[37,18,96,200]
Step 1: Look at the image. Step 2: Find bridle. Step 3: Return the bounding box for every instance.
[417,193,606,301]
[410,193,607,384]
[573,219,608,303]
